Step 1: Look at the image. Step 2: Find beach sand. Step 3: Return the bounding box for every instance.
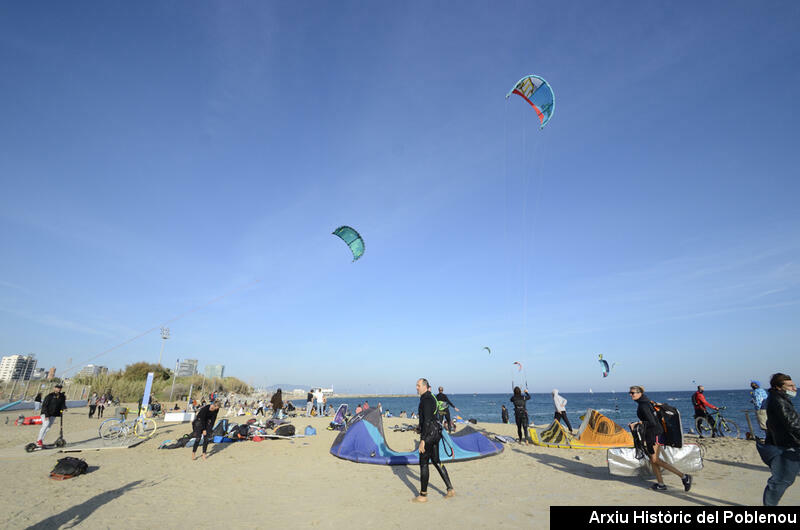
[1,406,796,528]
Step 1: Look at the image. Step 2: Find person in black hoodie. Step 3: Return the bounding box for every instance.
[191,402,220,460]
[413,378,454,503]
[628,385,692,492]
[510,386,532,444]
[762,372,800,506]
[36,384,67,447]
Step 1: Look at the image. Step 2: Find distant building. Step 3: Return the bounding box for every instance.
[176,359,198,377]
[30,368,46,380]
[0,354,38,382]
[47,367,57,380]
[204,364,224,379]
[77,364,108,378]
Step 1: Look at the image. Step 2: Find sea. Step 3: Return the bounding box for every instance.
[290,389,762,438]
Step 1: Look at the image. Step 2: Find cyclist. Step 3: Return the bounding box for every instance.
[692,385,719,437]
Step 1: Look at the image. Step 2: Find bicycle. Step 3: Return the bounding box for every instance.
[99,415,158,441]
[695,406,740,439]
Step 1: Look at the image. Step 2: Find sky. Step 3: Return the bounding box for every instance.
[1,2,799,394]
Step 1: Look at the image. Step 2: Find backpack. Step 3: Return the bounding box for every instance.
[275,424,295,437]
[50,457,88,480]
[650,401,683,448]
[234,424,250,439]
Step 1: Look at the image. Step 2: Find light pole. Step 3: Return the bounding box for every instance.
[157,327,170,366]
[169,358,179,402]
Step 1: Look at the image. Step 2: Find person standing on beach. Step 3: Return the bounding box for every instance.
[691,385,719,437]
[551,389,573,432]
[306,390,314,417]
[314,388,324,416]
[501,404,509,424]
[762,373,799,506]
[435,386,460,433]
[33,392,42,413]
[750,380,768,432]
[510,386,532,444]
[629,385,692,492]
[88,392,98,418]
[414,378,454,503]
[97,394,106,418]
[191,402,220,460]
[270,389,284,418]
[36,384,66,447]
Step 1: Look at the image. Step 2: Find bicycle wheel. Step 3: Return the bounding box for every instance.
[719,420,740,439]
[135,418,158,439]
[695,416,713,437]
[99,418,124,440]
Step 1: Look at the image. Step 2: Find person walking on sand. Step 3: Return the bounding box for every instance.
[501,404,509,424]
[97,394,106,418]
[628,385,692,492]
[761,373,800,506]
[36,384,66,447]
[413,378,454,503]
[551,389,573,432]
[692,385,719,437]
[435,386,460,434]
[510,386,533,444]
[191,401,220,460]
[88,392,98,418]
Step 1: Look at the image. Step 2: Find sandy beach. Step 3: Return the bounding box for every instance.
[1,406,796,529]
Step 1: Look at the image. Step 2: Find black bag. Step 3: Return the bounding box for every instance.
[235,424,250,439]
[651,401,683,448]
[211,419,229,437]
[275,424,295,437]
[51,457,88,477]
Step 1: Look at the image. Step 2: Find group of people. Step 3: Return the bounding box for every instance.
[305,388,327,417]
[500,387,572,445]
[86,392,111,419]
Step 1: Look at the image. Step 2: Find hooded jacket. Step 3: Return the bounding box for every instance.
[552,389,567,412]
[765,389,800,448]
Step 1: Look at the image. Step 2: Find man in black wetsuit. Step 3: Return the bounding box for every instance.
[191,401,220,460]
[414,378,454,503]
[436,386,460,433]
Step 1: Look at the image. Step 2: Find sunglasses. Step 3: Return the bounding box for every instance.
[628,391,639,395]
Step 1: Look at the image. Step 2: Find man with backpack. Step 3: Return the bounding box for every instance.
[413,378,454,503]
[692,385,719,437]
[37,384,66,447]
[436,386,460,433]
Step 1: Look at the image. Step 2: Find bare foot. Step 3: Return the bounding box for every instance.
[412,495,428,503]
[191,454,196,460]
[445,489,455,498]
[202,453,208,460]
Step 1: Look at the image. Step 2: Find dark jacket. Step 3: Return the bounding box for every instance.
[193,405,218,433]
[635,394,664,436]
[765,389,800,448]
[41,391,67,417]
[436,392,455,410]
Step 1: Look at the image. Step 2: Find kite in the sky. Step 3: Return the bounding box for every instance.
[483,347,491,355]
[513,361,523,372]
[332,226,365,261]
[506,74,555,128]
[598,354,616,378]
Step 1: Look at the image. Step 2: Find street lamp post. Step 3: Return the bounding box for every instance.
[157,327,170,366]
[169,358,179,402]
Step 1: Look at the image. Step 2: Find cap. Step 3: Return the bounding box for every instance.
[54,384,63,388]
[750,380,761,387]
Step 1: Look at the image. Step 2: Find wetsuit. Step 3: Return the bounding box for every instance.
[510,391,532,443]
[418,390,452,494]
[635,394,664,455]
[436,392,456,433]
[192,404,219,455]
[501,406,509,424]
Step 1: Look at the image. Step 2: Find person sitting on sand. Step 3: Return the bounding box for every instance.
[191,402,220,461]
[628,385,692,492]
[355,404,362,414]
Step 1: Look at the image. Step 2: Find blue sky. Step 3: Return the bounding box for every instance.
[1,2,798,393]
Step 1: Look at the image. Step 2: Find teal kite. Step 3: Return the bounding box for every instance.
[483,346,491,355]
[332,226,365,261]
[506,74,555,129]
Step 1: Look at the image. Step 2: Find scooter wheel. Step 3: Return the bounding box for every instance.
[55,438,66,448]
[25,443,37,453]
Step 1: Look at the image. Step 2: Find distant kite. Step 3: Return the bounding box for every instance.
[513,361,523,372]
[506,74,555,128]
[332,226,365,261]
[598,354,616,378]
[483,347,491,355]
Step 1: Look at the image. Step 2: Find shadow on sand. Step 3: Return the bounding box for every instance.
[391,465,447,497]
[512,448,744,507]
[26,480,144,529]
